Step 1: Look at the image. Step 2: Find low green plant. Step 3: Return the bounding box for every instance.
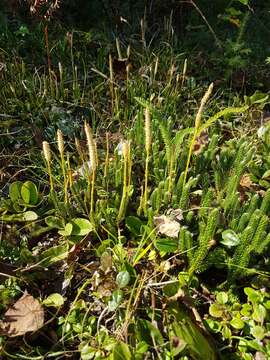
[0,180,39,222]
[206,287,270,359]
[1,12,270,358]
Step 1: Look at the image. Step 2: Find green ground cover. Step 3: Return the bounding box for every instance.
[0,1,270,359]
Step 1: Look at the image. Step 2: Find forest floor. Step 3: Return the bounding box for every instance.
[0,6,270,360]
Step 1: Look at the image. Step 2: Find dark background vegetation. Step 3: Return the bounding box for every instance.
[1,2,270,359]
[1,0,270,93]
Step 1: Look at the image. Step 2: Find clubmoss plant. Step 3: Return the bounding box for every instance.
[260,188,270,214]
[189,207,219,277]
[228,207,270,281]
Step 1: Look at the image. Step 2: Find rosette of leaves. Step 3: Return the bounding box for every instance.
[1,181,39,222]
[206,287,270,358]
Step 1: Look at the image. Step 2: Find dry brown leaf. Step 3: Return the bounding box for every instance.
[91,270,116,298]
[154,215,180,238]
[0,292,44,337]
[100,251,112,274]
[167,208,183,221]
[255,352,267,360]
[239,173,253,189]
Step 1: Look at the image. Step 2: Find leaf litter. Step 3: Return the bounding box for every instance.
[0,292,44,337]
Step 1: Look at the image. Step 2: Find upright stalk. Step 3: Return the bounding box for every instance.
[43,141,53,191]
[84,123,97,223]
[143,108,152,215]
[117,141,130,223]
[109,54,114,114]
[57,129,68,204]
[183,83,213,188]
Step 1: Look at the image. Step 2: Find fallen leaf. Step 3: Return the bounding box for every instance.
[240,173,253,189]
[0,292,44,337]
[100,251,112,274]
[154,215,180,238]
[91,270,116,298]
[167,208,183,221]
[255,352,267,360]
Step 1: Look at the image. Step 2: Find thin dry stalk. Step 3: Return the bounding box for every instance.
[84,123,97,221]
[42,141,53,190]
[117,141,130,223]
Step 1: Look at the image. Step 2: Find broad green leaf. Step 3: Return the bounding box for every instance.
[259,179,270,188]
[136,319,164,346]
[9,181,23,203]
[21,181,38,205]
[125,216,143,235]
[116,271,130,288]
[39,244,69,267]
[79,343,97,360]
[222,326,231,339]
[1,211,38,222]
[169,302,216,360]
[21,211,38,221]
[241,303,252,316]
[244,287,262,303]
[155,237,178,253]
[216,292,228,305]
[230,317,245,329]
[264,300,270,309]
[204,318,220,333]
[58,223,73,236]
[108,290,123,312]
[1,211,37,222]
[20,182,32,204]
[252,304,266,323]
[45,216,65,229]
[70,218,93,236]
[135,341,148,355]
[251,325,265,340]
[43,293,65,308]
[209,304,224,318]
[112,342,132,360]
[262,169,270,179]
[237,338,265,352]
[221,229,240,248]
[96,239,112,257]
